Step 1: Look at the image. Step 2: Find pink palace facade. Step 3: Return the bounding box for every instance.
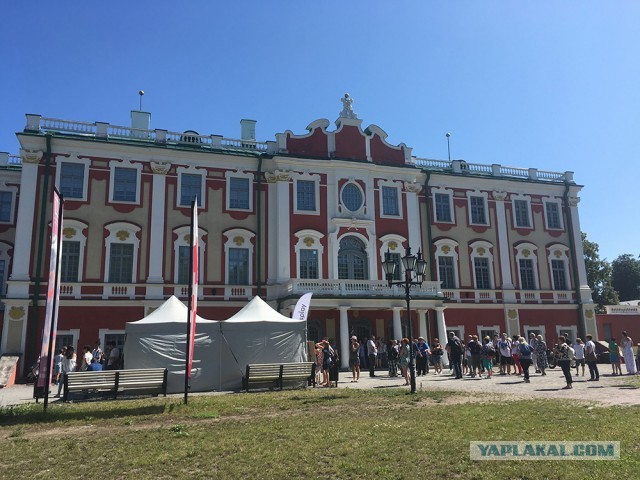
[0,96,597,373]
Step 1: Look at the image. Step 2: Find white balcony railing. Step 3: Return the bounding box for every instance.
[605,305,640,315]
[280,279,441,298]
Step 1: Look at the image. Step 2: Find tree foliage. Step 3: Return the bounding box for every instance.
[582,232,619,311]
[611,253,640,302]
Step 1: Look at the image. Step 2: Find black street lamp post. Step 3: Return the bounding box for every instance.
[381,247,428,393]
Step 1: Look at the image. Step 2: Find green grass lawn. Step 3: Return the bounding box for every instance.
[1,389,638,479]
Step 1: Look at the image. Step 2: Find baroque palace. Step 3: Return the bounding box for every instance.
[0,95,596,372]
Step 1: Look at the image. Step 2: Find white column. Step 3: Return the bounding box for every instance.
[392,307,403,340]
[435,306,449,367]
[146,164,169,298]
[404,183,422,252]
[418,309,428,340]
[492,191,516,302]
[339,306,350,370]
[8,155,40,297]
[567,196,593,303]
[275,174,291,283]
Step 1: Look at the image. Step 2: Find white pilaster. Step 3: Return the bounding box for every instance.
[339,306,350,370]
[568,197,593,303]
[435,306,449,366]
[146,164,169,298]
[275,174,291,283]
[404,183,422,253]
[392,307,403,340]
[493,191,516,302]
[8,156,40,298]
[417,309,428,340]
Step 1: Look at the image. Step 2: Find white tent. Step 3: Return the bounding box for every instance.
[124,296,307,392]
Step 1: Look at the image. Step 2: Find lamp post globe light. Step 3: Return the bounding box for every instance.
[381,247,428,393]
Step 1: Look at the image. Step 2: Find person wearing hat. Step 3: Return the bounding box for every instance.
[349,336,360,382]
[416,337,430,376]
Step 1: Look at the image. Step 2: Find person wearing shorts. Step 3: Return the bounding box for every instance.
[498,333,513,375]
[573,338,585,376]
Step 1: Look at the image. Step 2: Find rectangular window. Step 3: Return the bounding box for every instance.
[54,334,74,352]
[474,257,491,289]
[0,191,12,222]
[104,333,126,353]
[229,248,249,284]
[61,241,80,283]
[387,252,402,281]
[113,167,137,202]
[551,259,567,290]
[438,256,456,289]
[229,177,250,210]
[546,202,562,229]
[0,259,5,296]
[519,258,536,290]
[297,180,316,211]
[108,243,134,283]
[60,163,85,199]
[514,200,530,228]
[299,249,318,279]
[434,193,452,222]
[180,173,202,206]
[470,196,486,224]
[382,186,399,216]
[178,245,190,284]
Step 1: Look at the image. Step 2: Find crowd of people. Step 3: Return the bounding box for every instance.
[313,330,640,390]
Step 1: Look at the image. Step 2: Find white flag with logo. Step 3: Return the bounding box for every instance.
[292,293,313,321]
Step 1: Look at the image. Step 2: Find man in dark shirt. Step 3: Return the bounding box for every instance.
[446,331,463,379]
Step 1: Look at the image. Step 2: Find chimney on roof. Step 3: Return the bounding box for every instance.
[240,119,256,141]
[131,110,151,131]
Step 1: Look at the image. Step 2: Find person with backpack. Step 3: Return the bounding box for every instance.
[517,337,533,383]
[431,338,444,374]
[480,336,495,379]
[554,335,573,389]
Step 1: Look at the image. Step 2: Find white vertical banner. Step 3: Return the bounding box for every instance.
[188,200,198,378]
[292,293,313,321]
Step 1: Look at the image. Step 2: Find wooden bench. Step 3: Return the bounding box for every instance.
[63,368,168,401]
[243,362,315,392]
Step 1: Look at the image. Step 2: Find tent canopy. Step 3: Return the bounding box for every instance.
[128,295,213,324]
[225,295,303,323]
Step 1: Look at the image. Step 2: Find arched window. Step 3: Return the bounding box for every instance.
[338,236,368,280]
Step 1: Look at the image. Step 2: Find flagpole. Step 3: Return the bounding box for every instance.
[184,199,196,405]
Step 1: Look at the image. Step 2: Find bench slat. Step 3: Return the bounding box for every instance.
[63,368,167,401]
[244,362,315,391]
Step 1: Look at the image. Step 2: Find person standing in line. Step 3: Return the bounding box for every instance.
[415,337,430,376]
[480,336,495,379]
[398,338,411,385]
[584,334,599,381]
[106,341,121,370]
[349,336,360,382]
[431,338,443,374]
[534,335,548,376]
[517,337,533,383]
[446,331,463,379]
[529,333,539,373]
[554,335,573,389]
[367,336,378,377]
[573,338,586,377]
[87,358,103,371]
[498,333,513,375]
[621,331,637,375]
[511,335,523,376]
[609,338,622,376]
[53,348,65,385]
[92,340,103,365]
[468,335,482,378]
[81,345,92,371]
[55,346,76,397]
[388,339,399,377]
[378,338,387,369]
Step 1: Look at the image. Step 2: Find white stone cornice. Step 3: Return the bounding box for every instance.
[150,161,171,175]
[20,149,43,164]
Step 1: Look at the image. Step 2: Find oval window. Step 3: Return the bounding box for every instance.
[341,183,363,212]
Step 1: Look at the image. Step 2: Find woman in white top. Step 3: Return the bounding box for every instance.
[573,338,585,377]
[622,331,637,375]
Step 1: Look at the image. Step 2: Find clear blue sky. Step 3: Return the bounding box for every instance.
[2,1,638,261]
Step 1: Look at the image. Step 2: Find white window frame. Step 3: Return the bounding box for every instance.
[339,180,366,215]
[466,190,489,226]
[104,222,141,284]
[173,225,207,284]
[379,234,407,280]
[448,326,464,342]
[522,325,547,343]
[477,324,501,341]
[293,172,321,215]
[177,166,206,208]
[511,194,533,229]
[61,219,88,284]
[55,329,80,352]
[55,154,91,202]
[223,228,255,285]
[515,243,540,301]
[294,229,324,278]
[0,241,11,296]
[378,180,403,218]
[0,180,17,224]
[98,328,126,354]
[108,159,142,204]
[434,238,459,292]
[542,197,564,230]
[469,240,495,293]
[225,169,253,212]
[547,244,571,292]
[556,325,577,344]
[432,186,454,224]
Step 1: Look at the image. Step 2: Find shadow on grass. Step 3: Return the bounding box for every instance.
[0,404,166,427]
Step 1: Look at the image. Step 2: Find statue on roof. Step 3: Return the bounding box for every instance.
[339,93,358,119]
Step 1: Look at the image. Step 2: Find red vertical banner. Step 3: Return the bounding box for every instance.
[37,189,63,389]
[187,200,198,378]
